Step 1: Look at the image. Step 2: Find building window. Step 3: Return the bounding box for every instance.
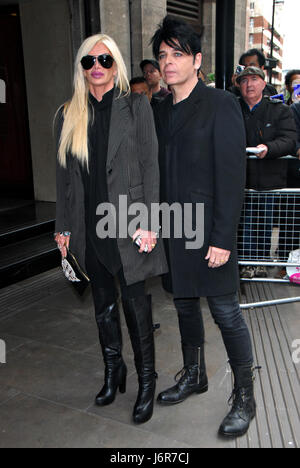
[167,0,202,23]
[249,34,254,46]
[250,2,255,10]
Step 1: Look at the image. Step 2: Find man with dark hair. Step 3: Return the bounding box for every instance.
[140,59,170,103]
[231,48,278,97]
[152,15,256,438]
[239,48,266,68]
[130,76,152,102]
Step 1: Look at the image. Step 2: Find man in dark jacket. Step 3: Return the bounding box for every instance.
[237,67,297,276]
[152,16,255,439]
[228,48,278,98]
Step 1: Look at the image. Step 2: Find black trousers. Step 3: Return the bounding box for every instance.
[174,293,253,367]
[85,243,145,308]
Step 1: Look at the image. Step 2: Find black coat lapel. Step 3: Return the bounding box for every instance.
[107,88,130,170]
[170,80,206,137]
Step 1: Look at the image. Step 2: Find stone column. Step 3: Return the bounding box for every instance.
[20,0,73,202]
[99,0,131,77]
[201,0,216,77]
[129,0,167,77]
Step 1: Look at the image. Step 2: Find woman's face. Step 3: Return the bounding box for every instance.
[83,42,117,94]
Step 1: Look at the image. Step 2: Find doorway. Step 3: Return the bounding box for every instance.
[0,5,34,202]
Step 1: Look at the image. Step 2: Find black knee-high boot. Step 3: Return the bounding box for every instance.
[94,292,127,406]
[157,344,208,405]
[122,295,156,424]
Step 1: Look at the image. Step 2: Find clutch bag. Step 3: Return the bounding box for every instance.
[61,249,90,295]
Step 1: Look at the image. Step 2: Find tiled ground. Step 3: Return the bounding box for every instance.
[0,269,299,448]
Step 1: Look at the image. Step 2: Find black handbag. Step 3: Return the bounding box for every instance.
[61,248,90,295]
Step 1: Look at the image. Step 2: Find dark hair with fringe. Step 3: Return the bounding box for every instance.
[285,69,300,87]
[151,15,202,60]
[130,76,147,86]
[239,48,266,68]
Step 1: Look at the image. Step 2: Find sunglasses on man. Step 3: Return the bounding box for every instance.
[81,54,114,70]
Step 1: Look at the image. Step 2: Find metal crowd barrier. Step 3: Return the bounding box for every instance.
[238,156,300,309]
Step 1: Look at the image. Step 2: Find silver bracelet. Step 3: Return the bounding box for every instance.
[54,231,71,237]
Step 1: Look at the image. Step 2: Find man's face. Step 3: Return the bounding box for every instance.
[242,54,262,69]
[158,40,202,88]
[143,64,161,88]
[130,82,152,102]
[239,75,266,103]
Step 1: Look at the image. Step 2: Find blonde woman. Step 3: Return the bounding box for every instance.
[55,34,167,424]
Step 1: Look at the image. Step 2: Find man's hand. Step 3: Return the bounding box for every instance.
[256,144,268,159]
[133,229,157,253]
[297,148,300,160]
[205,246,231,268]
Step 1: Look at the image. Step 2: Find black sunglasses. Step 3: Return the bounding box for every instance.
[81,54,114,70]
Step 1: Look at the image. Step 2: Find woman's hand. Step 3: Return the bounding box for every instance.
[54,233,70,258]
[132,229,158,254]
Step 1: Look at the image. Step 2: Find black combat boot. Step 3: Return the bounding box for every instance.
[122,295,156,424]
[95,301,127,406]
[157,344,208,405]
[218,365,256,437]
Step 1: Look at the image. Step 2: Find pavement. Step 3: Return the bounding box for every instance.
[0,268,299,448]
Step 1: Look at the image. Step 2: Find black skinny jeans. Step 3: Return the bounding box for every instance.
[174,293,253,367]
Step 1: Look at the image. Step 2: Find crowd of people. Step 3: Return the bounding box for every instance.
[54,16,299,441]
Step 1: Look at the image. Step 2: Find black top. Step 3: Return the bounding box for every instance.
[81,88,122,274]
[169,98,189,134]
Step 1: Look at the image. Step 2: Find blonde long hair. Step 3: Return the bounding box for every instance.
[57,34,130,168]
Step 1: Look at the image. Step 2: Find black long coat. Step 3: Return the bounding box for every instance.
[154,80,246,298]
[55,89,168,286]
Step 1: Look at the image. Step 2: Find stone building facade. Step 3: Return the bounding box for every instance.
[0,0,247,202]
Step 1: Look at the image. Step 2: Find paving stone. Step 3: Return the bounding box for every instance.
[0,394,191,448]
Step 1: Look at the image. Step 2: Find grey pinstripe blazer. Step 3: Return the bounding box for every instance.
[55,88,168,285]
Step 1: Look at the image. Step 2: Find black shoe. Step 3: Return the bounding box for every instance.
[133,374,157,424]
[157,345,208,406]
[122,295,156,424]
[219,365,257,438]
[95,354,127,406]
[94,301,127,406]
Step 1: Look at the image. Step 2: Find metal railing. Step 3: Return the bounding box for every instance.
[239,155,300,308]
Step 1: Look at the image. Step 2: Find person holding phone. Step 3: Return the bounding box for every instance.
[237,67,297,278]
[54,34,167,425]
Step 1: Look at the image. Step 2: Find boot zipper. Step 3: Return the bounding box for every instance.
[198,347,201,385]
